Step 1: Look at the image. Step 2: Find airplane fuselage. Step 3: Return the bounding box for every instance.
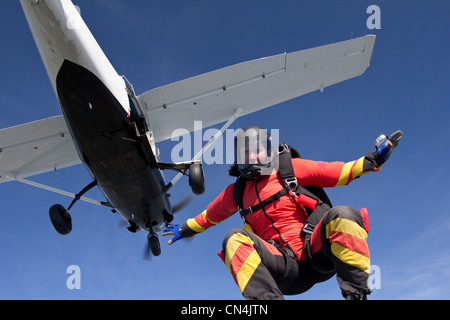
[21,0,170,232]
[56,60,170,232]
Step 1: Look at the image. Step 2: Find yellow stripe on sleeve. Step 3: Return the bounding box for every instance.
[186,218,206,233]
[351,157,365,178]
[201,210,220,226]
[335,161,355,186]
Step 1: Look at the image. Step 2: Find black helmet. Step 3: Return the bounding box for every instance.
[234,126,274,180]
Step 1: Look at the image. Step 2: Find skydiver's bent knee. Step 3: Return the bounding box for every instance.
[221,228,287,300]
[222,228,249,252]
[322,206,368,232]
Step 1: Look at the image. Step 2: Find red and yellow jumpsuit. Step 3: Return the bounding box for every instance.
[180,153,379,299]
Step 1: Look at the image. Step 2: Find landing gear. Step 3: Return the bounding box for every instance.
[143,231,161,260]
[48,180,99,235]
[189,163,205,195]
[49,204,72,235]
[158,160,205,195]
[147,233,161,256]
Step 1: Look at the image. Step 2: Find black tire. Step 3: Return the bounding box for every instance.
[148,234,161,256]
[189,163,205,195]
[49,204,72,235]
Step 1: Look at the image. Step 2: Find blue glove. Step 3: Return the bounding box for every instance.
[375,130,402,161]
[162,224,183,245]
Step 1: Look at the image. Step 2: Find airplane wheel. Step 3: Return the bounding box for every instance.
[49,204,72,235]
[148,233,161,257]
[189,163,205,195]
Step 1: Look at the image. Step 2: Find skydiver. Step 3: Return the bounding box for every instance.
[163,126,402,300]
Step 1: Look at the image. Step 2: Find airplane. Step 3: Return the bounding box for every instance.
[0,0,375,258]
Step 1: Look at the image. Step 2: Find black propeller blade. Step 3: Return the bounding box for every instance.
[172,195,194,213]
[143,240,152,261]
[118,195,194,260]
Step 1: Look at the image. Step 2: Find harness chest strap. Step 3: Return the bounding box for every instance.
[237,181,331,245]
[237,185,290,216]
[237,184,322,217]
[235,143,331,219]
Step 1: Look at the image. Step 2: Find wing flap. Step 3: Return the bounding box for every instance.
[137,35,375,142]
[0,116,81,183]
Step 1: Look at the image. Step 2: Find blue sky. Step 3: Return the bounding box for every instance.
[0,0,449,300]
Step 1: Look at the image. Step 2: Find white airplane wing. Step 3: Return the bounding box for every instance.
[0,36,374,184]
[137,35,376,142]
[0,116,81,183]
